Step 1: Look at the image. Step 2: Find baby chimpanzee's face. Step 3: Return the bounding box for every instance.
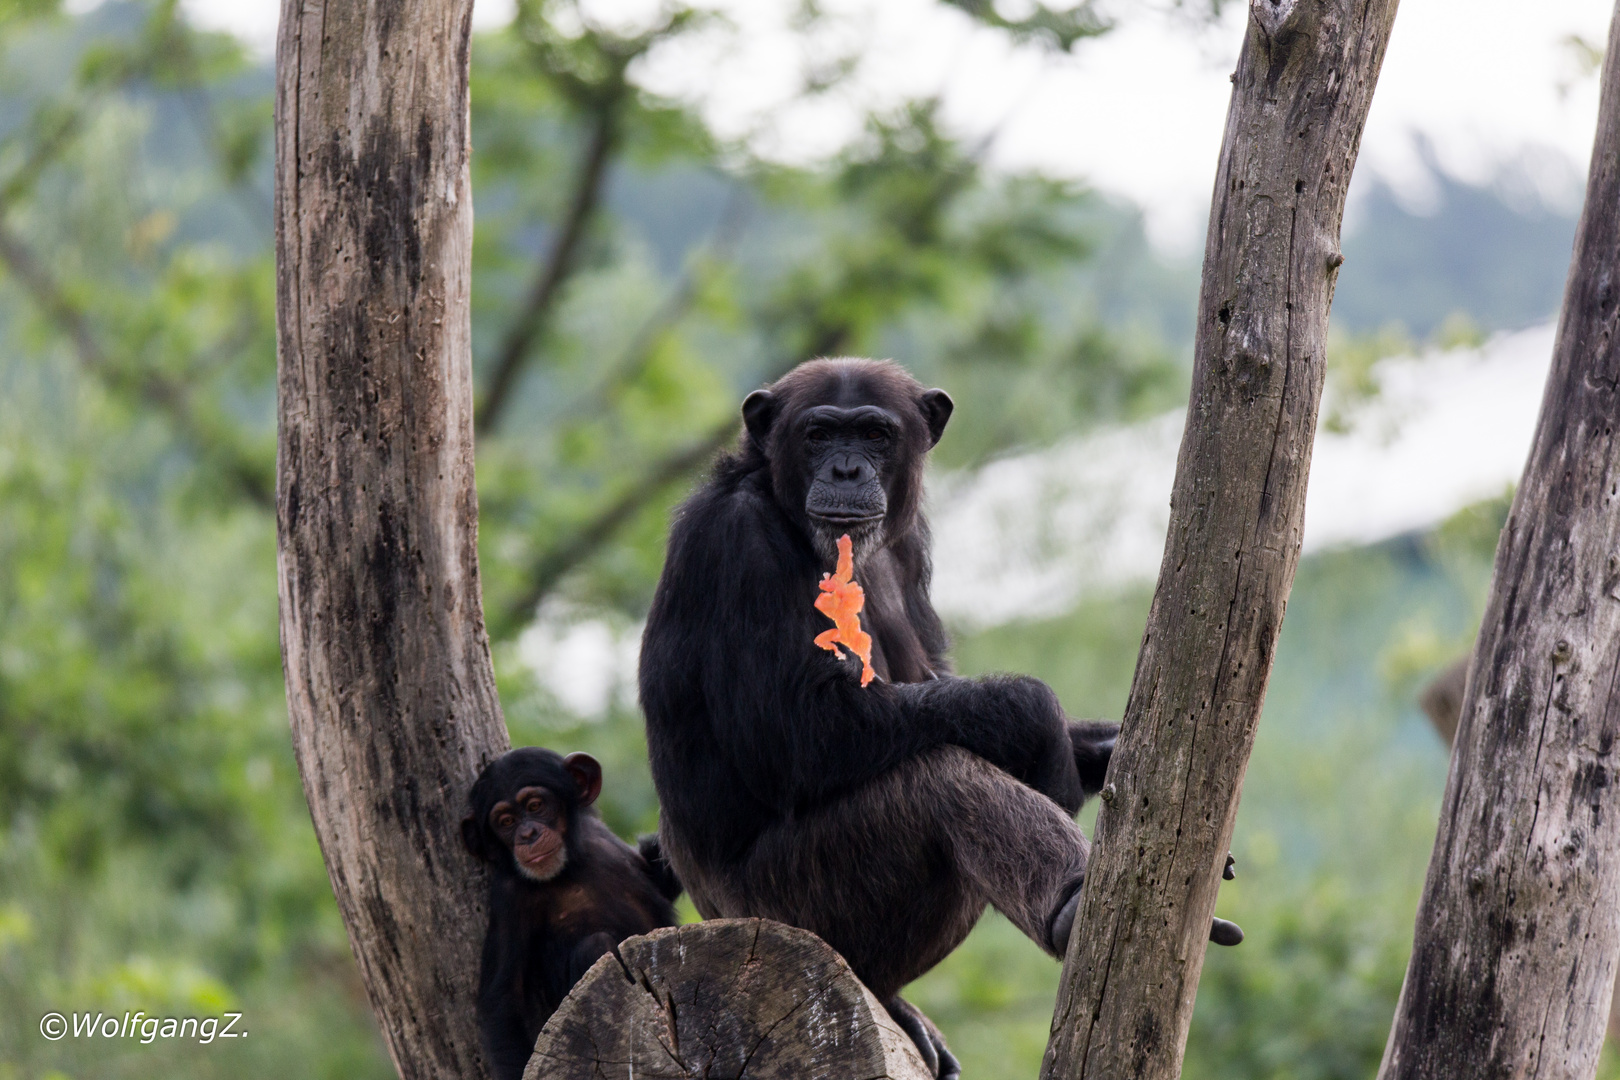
[462,747,603,884]
[488,785,570,881]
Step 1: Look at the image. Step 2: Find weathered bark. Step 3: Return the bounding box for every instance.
[1421,653,1620,1054]
[528,920,931,1080]
[1376,4,1620,1075]
[1042,2,1398,1077]
[274,2,508,1079]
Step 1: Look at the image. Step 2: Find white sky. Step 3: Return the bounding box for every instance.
[186,0,1614,247]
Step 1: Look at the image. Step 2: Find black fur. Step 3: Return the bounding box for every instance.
[639,358,1117,1074]
[463,748,679,1080]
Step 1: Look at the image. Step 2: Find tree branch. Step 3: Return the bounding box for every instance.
[501,322,848,628]
[0,214,273,507]
[567,182,750,417]
[476,106,618,436]
[274,0,506,1076]
[0,106,81,209]
[1376,0,1620,1071]
[503,420,733,628]
[1041,1,1397,1075]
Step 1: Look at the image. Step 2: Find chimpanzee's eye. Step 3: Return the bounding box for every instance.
[525,797,542,813]
[866,429,886,442]
[496,813,515,830]
[806,429,829,444]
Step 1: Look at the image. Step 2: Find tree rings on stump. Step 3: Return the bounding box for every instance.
[524,918,932,1079]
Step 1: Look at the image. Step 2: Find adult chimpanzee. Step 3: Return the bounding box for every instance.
[640,358,1238,1078]
[462,747,680,1080]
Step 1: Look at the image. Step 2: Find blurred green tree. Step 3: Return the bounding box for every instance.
[0,1,1176,1075]
[0,1,1474,1078]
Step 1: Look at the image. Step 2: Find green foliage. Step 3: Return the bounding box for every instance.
[0,1,1580,1078]
[939,0,1111,51]
[0,3,1190,1074]
[469,33,1184,624]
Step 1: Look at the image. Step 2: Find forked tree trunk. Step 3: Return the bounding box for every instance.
[1042,2,1398,1077]
[1376,3,1620,1075]
[274,2,508,1078]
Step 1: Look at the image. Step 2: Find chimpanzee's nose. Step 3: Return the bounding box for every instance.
[831,454,869,482]
[516,822,540,845]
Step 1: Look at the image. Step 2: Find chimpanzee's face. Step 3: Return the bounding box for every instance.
[462,748,603,883]
[488,785,570,881]
[741,362,953,564]
[797,403,902,556]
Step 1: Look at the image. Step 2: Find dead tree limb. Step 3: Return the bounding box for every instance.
[1376,3,1620,1075]
[1041,2,1399,1077]
[274,0,508,1077]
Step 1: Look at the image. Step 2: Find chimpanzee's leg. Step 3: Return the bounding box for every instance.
[672,745,1091,1001]
[919,745,1092,953]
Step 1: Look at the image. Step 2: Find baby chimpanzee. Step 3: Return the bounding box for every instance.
[462,747,680,1080]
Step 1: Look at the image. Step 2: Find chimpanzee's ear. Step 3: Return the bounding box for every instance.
[742,390,778,448]
[919,389,953,449]
[564,752,603,808]
[461,814,489,861]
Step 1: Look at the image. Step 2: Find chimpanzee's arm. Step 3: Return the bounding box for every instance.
[476,906,535,1080]
[664,494,1079,812]
[637,834,683,902]
[568,931,617,988]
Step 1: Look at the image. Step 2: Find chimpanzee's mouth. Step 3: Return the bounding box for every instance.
[809,511,884,525]
[516,836,562,872]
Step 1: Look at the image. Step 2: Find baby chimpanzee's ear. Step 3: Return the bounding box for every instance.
[564,753,603,808]
[462,814,490,861]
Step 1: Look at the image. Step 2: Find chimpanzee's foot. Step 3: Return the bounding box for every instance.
[1068,719,1119,797]
[1048,879,1085,955]
[885,997,961,1080]
[1209,852,1240,942]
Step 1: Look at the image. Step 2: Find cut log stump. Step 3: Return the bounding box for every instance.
[524,918,933,1080]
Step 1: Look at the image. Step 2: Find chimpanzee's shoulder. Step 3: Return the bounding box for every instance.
[668,466,791,562]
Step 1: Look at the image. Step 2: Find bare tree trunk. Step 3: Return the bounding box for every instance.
[1376,5,1620,1076]
[1041,2,1398,1077]
[274,2,507,1078]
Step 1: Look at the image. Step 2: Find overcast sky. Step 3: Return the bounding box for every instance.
[186,0,1612,247]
